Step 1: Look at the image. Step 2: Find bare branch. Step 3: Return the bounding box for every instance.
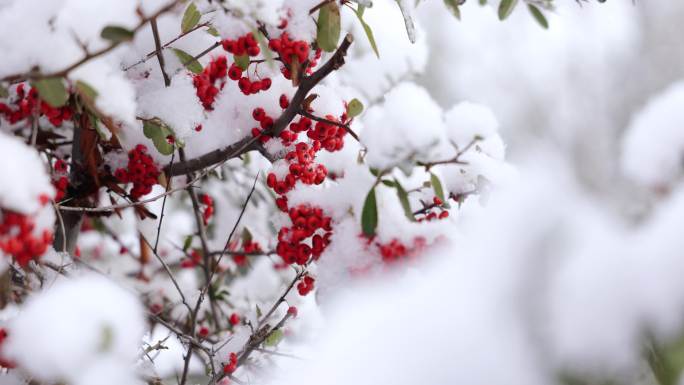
[150,17,171,87]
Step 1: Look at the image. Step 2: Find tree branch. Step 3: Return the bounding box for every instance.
[164,33,355,177]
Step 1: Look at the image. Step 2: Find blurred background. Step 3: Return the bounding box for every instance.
[413,0,683,215]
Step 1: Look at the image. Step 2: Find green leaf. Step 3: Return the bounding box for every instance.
[645,334,684,385]
[361,187,378,237]
[206,26,220,37]
[182,235,193,252]
[430,173,445,201]
[142,119,175,155]
[380,179,397,188]
[430,172,450,208]
[317,1,341,52]
[241,228,253,244]
[233,54,250,71]
[353,5,380,58]
[498,0,518,20]
[32,77,69,108]
[88,112,108,140]
[256,304,263,318]
[181,3,201,34]
[100,25,134,43]
[0,84,8,98]
[98,325,114,352]
[444,0,462,19]
[394,179,415,222]
[252,27,275,69]
[172,48,203,74]
[264,329,284,347]
[75,80,98,101]
[527,4,548,29]
[347,98,364,118]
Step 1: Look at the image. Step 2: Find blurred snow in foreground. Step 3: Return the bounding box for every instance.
[265,150,684,385]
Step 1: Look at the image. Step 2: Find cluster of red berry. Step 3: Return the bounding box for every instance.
[0,208,53,266]
[180,249,202,269]
[222,32,261,57]
[237,75,272,96]
[199,193,214,225]
[193,56,228,110]
[250,107,275,143]
[416,197,450,222]
[296,274,315,296]
[275,205,332,266]
[223,352,238,374]
[269,143,328,195]
[376,237,427,264]
[113,145,160,199]
[268,32,321,79]
[222,33,273,96]
[306,115,346,152]
[232,239,262,266]
[262,97,348,195]
[52,159,69,201]
[0,84,73,126]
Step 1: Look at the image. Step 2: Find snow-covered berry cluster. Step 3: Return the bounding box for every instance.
[193,56,228,110]
[375,237,427,264]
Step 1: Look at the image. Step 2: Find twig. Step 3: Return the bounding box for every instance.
[123,22,210,71]
[141,235,193,315]
[418,137,480,169]
[51,201,67,253]
[203,174,259,299]
[150,17,171,87]
[153,152,175,253]
[258,270,305,327]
